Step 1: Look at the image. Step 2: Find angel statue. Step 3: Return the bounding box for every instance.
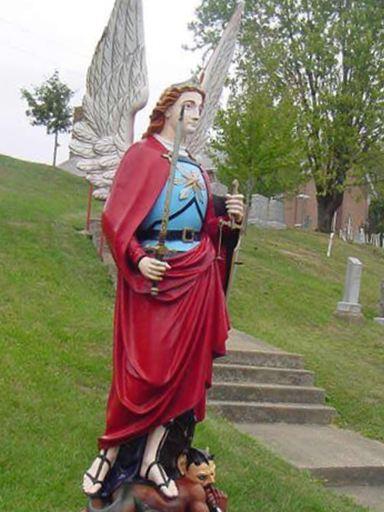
[70,1,245,510]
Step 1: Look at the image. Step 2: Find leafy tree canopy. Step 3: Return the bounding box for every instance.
[190,0,384,231]
[21,71,73,166]
[211,87,305,199]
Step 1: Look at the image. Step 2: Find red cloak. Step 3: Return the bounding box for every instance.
[99,136,230,449]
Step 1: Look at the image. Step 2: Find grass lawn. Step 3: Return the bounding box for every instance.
[0,154,371,511]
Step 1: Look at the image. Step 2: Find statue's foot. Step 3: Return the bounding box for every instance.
[141,461,178,499]
[82,446,119,497]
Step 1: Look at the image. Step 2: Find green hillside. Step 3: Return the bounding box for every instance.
[0,154,372,512]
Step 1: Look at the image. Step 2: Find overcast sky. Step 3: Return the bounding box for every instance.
[0,0,203,165]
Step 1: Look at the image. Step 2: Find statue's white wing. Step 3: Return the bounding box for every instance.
[187,2,244,159]
[69,0,148,199]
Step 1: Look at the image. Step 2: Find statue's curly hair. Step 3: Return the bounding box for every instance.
[142,85,205,139]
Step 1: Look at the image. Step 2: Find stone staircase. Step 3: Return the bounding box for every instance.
[211,331,384,512]
[209,331,336,425]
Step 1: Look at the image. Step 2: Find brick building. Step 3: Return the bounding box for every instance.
[284,178,369,231]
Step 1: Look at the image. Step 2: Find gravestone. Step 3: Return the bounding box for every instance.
[374,280,384,326]
[354,228,366,244]
[248,194,286,229]
[335,257,363,321]
[371,234,381,248]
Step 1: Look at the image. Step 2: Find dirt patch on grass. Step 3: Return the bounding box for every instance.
[279,248,324,267]
[4,220,35,229]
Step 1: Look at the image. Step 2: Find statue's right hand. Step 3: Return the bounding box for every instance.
[138,256,171,281]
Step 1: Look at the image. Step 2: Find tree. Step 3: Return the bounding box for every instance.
[366,143,384,233]
[21,71,74,167]
[211,87,305,199]
[190,0,384,231]
[369,198,384,234]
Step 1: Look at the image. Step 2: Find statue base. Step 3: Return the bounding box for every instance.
[86,479,228,512]
[84,437,227,512]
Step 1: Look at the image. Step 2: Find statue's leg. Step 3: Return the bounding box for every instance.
[82,446,119,496]
[139,425,178,499]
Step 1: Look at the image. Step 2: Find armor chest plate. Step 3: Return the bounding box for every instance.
[139,157,208,252]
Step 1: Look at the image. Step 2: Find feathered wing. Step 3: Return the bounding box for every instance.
[187,1,244,159]
[69,0,149,199]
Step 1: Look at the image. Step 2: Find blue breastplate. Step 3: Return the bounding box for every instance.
[138,157,208,252]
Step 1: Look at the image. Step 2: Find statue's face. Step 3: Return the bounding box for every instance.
[164,91,203,137]
[185,460,216,487]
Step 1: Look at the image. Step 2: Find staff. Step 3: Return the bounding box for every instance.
[225,179,246,301]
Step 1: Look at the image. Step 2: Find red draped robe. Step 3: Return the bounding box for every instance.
[99,135,230,449]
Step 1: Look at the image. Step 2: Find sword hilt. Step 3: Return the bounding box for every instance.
[229,179,241,230]
[149,243,169,297]
[221,179,242,231]
[217,179,243,260]
[150,283,159,296]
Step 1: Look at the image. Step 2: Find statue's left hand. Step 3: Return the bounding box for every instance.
[225,193,244,223]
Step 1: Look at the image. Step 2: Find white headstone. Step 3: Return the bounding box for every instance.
[374,280,384,326]
[335,257,363,321]
[354,229,365,244]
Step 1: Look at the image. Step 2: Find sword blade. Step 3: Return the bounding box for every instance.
[157,105,186,247]
[150,105,186,297]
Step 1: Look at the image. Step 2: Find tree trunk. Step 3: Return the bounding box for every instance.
[317,192,344,233]
[52,131,59,167]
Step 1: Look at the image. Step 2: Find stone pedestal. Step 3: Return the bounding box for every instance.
[87,481,228,512]
[335,257,363,321]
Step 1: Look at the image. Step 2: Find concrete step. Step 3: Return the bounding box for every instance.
[213,363,315,386]
[237,424,384,487]
[330,485,384,512]
[312,466,384,486]
[209,400,335,424]
[239,424,384,510]
[210,382,325,404]
[221,349,304,369]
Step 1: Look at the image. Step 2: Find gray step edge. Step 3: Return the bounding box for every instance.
[212,382,325,392]
[225,349,304,358]
[308,466,384,487]
[209,400,336,411]
[214,363,314,375]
